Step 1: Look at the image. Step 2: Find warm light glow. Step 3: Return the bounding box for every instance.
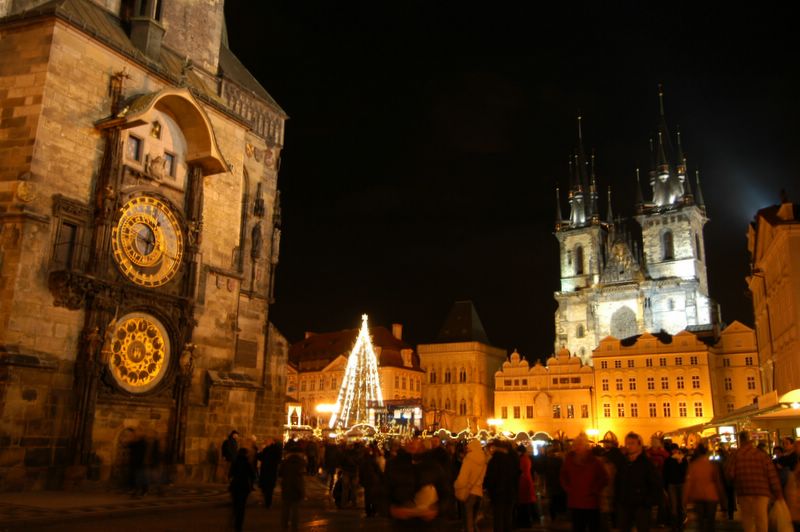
[586,428,599,437]
[487,418,504,427]
[329,314,384,428]
[316,403,337,413]
[792,402,800,410]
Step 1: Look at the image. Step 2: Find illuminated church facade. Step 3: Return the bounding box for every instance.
[554,91,716,366]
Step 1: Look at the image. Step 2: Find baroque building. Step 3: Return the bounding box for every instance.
[0,0,287,490]
[555,91,717,366]
[747,197,800,395]
[286,323,424,427]
[418,301,507,433]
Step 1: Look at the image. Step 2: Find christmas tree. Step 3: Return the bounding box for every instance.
[329,314,383,428]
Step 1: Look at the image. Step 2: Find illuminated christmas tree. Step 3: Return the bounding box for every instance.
[329,314,384,428]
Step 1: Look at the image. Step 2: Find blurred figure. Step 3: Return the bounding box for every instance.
[517,444,538,528]
[257,437,282,508]
[484,440,520,532]
[229,447,256,532]
[279,440,307,532]
[725,431,783,532]
[544,442,567,521]
[615,432,662,532]
[128,429,149,497]
[663,443,688,532]
[454,439,487,532]
[561,434,609,532]
[683,444,725,532]
[222,430,239,465]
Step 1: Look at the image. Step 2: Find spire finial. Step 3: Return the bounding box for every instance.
[658,83,665,117]
[577,111,583,143]
[606,185,613,223]
[695,169,705,208]
[634,167,645,207]
[555,185,564,228]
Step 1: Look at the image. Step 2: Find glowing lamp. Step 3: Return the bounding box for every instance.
[487,418,503,427]
[586,428,600,437]
[316,403,338,413]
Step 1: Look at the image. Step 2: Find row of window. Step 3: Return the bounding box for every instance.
[602,401,704,418]
[598,356,753,369]
[501,376,582,387]
[430,398,468,415]
[601,375,702,391]
[429,368,468,384]
[500,404,591,420]
[298,376,421,393]
[724,376,757,390]
[394,375,421,392]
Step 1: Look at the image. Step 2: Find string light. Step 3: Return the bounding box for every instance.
[329,314,384,428]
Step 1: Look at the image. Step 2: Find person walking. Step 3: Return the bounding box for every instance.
[257,438,282,508]
[615,432,662,532]
[484,440,520,532]
[229,447,256,532]
[683,444,725,532]
[725,431,783,532]
[663,443,688,532]
[517,444,538,527]
[279,441,307,532]
[454,439,487,532]
[222,430,240,464]
[560,434,609,532]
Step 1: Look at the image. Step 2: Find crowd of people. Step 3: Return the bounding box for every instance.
[220,428,800,532]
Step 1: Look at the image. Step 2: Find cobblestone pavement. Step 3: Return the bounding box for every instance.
[0,476,745,531]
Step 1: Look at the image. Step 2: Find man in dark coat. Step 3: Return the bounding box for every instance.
[222,430,239,464]
[229,448,256,532]
[257,438,282,508]
[279,440,307,532]
[484,441,520,532]
[615,432,662,532]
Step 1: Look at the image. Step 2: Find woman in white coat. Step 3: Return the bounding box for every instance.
[454,439,487,532]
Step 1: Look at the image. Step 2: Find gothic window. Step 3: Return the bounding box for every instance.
[514,406,520,419]
[610,306,637,340]
[527,405,534,418]
[581,404,589,418]
[662,230,674,260]
[459,368,467,383]
[576,324,585,338]
[695,233,702,261]
[429,371,436,384]
[579,347,586,358]
[459,399,467,416]
[52,221,79,270]
[575,245,584,275]
[501,406,508,419]
[445,369,452,383]
[445,398,451,410]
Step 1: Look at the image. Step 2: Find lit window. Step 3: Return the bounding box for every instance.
[617,403,625,417]
[615,378,623,391]
[629,377,636,391]
[581,404,589,418]
[678,402,687,417]
[602,379,609,391]
[567,405,575,419]
[603,403,611,417]
[631,403,639,417]
[501,406,508,419]
[553,405,562,419]
[676,376,685,390]
[661,377,669,390]
[691,376,700,389]
[127,135,143,161]
[647,377,655,390]
[663,402,671,417]
[747,376,756,390]
[649,403,657,417]
[601,361,608,369]
[514,406,520,419]
[724,377,732,391]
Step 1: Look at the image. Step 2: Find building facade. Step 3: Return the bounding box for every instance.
[286,323,424,427]
[747,199,800,395]
[0,0,287,490]
[418,301,507,433]
[493,322,759,442]
[555,93,716,366]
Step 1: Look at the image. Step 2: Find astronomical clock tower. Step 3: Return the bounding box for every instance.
[0,0,288,489]
[554,90,717,365]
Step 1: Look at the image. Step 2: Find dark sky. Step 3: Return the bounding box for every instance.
[224,3,798,360]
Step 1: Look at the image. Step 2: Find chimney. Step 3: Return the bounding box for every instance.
[129,0,165,60]
[392,323,403,340]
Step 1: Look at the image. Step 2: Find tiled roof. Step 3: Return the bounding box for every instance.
[435,300,491,344]
[289,326,421,372]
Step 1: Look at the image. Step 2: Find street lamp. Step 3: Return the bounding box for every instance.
[487,418,503,434]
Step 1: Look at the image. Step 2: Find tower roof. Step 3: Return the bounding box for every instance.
[435,300,491,344]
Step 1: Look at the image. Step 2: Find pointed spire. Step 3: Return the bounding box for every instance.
[635,168,644,207]
[657,131,669,170]
[658,83,666,117]
[676,126,686,171]
[555,185,564,228]
[606,186,613,223]
[695,169,705,209]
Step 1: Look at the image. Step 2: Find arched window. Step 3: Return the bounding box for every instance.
[445,398,451,411]
[695,233,702,261]
[429,370,436,384]
[459,399,467,416]
[445,369,452,383]
[575,245,584,275]
[576,324,585,338]
[662,230,674,260]
[459,368,467,382]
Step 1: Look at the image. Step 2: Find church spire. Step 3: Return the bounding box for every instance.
[589,150,600,223]
[606,186,614,224]
[676,126,686,173]
[695,169,705,211]
[555,185,564,230]
[635,168,645,213]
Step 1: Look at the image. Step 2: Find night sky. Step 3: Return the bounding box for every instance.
[225,3,798,360]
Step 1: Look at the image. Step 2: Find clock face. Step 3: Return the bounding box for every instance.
[112,196,183,287]
[108,313,170,393]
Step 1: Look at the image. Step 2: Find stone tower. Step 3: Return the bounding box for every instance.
[0,0,287,490]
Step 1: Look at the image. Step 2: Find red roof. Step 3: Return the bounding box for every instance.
[289,326,422,372]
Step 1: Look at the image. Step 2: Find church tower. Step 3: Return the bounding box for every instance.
[635,87,714,333]
[554,116,609,364]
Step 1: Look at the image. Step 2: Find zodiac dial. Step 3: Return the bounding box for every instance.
[112,196,183,287]
[108,313,170,393]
